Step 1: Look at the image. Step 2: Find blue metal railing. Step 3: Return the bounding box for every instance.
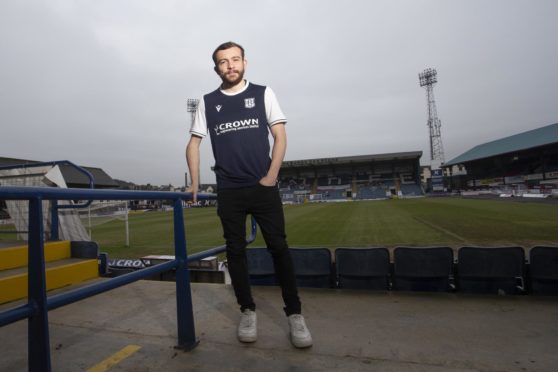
[0,186,257,372]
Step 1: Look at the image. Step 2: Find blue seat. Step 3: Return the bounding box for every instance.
[290,248,332,288]
[246,247,276,286]
[457,247,525,295]
[335,248,390,290]
[529,246,558,295]
[393,247,454,292]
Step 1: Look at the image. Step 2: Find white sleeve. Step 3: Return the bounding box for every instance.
[189,98,207,137]
[264,87,287,127]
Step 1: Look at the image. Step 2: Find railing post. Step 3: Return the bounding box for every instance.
[50,200,59,241]
[28,197,52,371]
[173,198,199,350]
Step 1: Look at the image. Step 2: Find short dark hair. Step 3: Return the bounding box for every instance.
[212,41,245,65]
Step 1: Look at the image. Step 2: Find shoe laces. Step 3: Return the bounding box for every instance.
[240,311,255,328]
[290,315,307,333]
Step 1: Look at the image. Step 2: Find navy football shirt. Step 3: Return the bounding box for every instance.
[190,81,287,189]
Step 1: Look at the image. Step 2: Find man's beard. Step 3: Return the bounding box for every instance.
[221,68,245,86]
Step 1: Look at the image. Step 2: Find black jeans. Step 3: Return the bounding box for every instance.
[217,184,301,316]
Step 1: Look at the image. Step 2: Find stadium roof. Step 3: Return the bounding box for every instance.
[444,123,558,167]
[0,157,118,188]
[58,164,119,188]
[282,151,422,169]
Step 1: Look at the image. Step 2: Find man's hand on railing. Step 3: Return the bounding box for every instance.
[185,185,198,203]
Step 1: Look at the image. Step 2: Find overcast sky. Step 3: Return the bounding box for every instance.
[1,1,557,186]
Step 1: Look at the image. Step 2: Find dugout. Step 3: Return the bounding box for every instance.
[443,123,558,193]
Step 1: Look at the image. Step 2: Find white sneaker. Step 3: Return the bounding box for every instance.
[238,309,257,343]
[288,314,313,348]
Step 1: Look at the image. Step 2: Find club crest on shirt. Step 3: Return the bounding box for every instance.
[244,98,255,109]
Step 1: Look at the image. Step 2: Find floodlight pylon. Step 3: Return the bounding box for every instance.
[187,98,199,126]
[419,68,445,165]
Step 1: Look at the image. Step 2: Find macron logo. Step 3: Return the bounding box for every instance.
[216,105,222,112]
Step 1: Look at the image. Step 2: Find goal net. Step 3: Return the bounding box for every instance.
[75,200,130,246]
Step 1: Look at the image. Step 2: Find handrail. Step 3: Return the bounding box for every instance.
[0,186,257,372]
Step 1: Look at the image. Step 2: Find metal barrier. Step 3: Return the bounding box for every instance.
[0,186,257,372]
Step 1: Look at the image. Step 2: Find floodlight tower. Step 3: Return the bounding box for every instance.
[187,98,199,125]
[419,68,445,167]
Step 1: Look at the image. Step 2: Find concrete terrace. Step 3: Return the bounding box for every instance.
[1,280,558,371]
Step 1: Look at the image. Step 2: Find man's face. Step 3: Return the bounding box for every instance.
[214,47,246,86]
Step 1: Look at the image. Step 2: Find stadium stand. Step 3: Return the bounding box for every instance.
[383,179,395,187]
[355,172,370,181]
[246,247,276,286]
[279,152,423,202]
[317,176,329,186]
[400,183,423,196]
[290,248,332,288]
[356,185,387,200]
[529,246,558,295]
[444,122,558,193]
[279,177,309,191]
[279,193,296,204]
[322,189,346,201]
[74,244,558,297]
[335,248,390,290]
[339,174,353,185]
[457,246,525,295]
[278,177,312,203]
[393,247,454,292]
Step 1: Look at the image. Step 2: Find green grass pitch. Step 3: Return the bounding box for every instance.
[84,197,558,258]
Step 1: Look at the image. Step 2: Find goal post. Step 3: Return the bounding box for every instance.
[75,200,130,247]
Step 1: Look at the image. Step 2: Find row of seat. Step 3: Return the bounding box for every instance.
[245,246,558,295]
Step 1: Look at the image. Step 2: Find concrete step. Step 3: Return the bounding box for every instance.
[0,257,99,304]
[0,240,71,271]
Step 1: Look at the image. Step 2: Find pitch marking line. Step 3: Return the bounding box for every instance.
[413,217,468,242]
[86,344,142,372]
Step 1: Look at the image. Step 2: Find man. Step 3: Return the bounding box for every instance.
[186,41,312,348]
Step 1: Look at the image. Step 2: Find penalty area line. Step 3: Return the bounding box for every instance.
[86,344,142,372]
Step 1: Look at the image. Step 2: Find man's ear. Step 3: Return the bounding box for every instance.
[214,65,219,75]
